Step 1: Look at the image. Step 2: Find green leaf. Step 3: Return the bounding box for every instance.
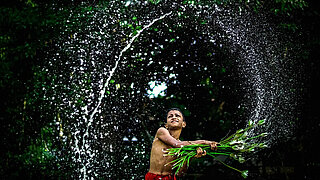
[170,38,176,43]
[258,119,265,125]
[221,67,226,73]
[149,0,161,4]
[200,20,207,24]
[241,170,249,178]
[206,77,210,85]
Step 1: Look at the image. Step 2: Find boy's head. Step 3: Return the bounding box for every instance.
[165,108,186,129]
[166,108,185,121]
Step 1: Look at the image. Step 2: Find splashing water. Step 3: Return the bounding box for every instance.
[38,1,301,178]
[78,11,172,178]
[210,6,299,145]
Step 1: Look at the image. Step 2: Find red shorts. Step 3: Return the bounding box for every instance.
[145,172,176,180]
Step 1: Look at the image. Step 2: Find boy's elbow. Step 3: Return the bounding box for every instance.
[171,143,180,148]
[173,141,186,148]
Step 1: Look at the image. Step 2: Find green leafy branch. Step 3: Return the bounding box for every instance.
[165,119,268,178]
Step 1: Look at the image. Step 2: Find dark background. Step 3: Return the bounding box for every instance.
[0,0,319,179]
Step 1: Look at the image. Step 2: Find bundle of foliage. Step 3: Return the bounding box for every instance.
[165,119,268,178]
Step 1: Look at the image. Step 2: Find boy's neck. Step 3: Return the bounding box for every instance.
[168,128,182,140]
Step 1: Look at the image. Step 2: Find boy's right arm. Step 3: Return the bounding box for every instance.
[156,127,182,148]
[156,128,218,150]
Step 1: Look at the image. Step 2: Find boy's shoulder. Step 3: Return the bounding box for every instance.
[157,127,167,131]
[156,127,169,136]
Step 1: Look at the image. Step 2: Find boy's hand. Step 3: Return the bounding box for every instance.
[208,141,218,151]
[194,147,207,158]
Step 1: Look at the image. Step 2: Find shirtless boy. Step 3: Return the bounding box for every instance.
[145,108,218,180]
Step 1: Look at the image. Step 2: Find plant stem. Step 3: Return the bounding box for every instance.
[246,134,264,141]
[207,153,242,173]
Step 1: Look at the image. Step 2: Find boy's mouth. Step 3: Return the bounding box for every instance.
[171,120,179,123]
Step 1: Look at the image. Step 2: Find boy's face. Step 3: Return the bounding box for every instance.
[166,110,186,129]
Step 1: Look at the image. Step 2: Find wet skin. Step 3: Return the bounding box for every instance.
[148,110,218,176]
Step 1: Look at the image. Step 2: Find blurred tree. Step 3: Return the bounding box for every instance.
[0,0,318,179]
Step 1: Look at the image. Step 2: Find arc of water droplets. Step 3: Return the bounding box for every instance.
[87,11,173,128]
[213,9,274,139]
[77,11,173,179]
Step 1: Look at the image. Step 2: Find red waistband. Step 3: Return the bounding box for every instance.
[145,172,176,180]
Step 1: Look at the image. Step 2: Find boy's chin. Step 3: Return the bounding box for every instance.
[168,125,183,129]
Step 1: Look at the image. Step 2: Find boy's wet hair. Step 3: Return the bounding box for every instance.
[166,108,185,122]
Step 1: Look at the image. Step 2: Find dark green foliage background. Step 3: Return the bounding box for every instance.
[0,0,319,179]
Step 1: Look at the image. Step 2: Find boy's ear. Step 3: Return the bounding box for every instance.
[182,121,186,128]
